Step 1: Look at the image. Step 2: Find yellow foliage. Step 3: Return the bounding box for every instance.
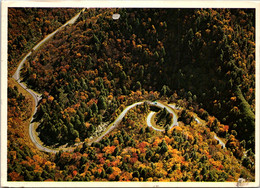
[48,95,54,102]
[205,29,211,34]
[195,31,201,38]
[75,137,80,143]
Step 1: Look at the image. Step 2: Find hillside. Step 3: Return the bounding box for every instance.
[163,8,255,151]
[8,8,80,77]
[7,8,255,182]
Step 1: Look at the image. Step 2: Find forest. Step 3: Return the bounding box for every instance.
[8,8,80,77]
[7,8,255,182]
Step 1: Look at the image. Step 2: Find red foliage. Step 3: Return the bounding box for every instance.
[72,170,78,176]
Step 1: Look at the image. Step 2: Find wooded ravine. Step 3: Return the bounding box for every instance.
[7,8,255,182]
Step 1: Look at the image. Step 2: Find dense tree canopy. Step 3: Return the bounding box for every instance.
[8,8,80,77]
[8,8,255,182]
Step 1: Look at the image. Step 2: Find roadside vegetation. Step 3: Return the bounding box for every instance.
[8,8,80,77]
[8,8,255,181]
[154,108,173,130]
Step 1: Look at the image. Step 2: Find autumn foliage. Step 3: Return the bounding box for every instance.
[7,8,255,181]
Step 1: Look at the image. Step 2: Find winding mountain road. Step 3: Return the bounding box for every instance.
[146,101,178,132]
[95,101,179,142]
[214,135,226,148]
[12,9,85,153]
[12,12,179,154]
[12,8,225,154]
[169,103,226,148]
[192,115,226,148]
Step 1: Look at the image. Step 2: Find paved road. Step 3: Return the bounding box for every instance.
[11,8,180,153]
[146,112,164,132]
[168,103,226,148]
[31,9,85,52]
[12,7,226,153]
[12,9,85,154]
[12,9,84,81]
[95,101,178,142]
[94,102,143,142]
[168,104,181,110]
[192,115,226,148]
[146,101,178,132]
[214,134,226,148]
